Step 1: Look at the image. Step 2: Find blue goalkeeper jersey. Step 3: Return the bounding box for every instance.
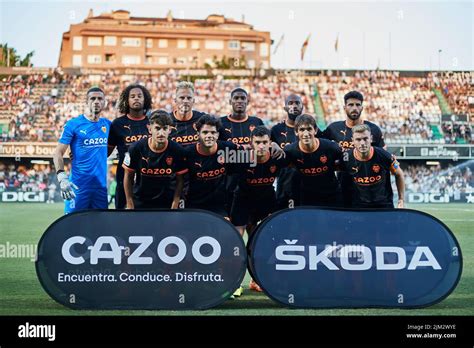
[59,114,111,189]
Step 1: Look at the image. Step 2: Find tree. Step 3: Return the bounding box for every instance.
[0,43,35,67]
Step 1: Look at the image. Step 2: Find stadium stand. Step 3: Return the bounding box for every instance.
[0,69,471,143]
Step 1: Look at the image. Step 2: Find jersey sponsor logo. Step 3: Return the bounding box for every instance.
[125,134,148,143]
[83,137,107,146]
[196,167,226,179]
[194,162,202,168]
[354,175,382,185]
[101,126,107,133]
[166,157,173,166]
[247,168,255,174]
[351,166,359,174]
[280,131,288,137]
[224,128,232,133]
[141,156,149,164]
[123,124,131,130]
[79,130,87,135]
[338,140,354,149]
[372,164,381,173]
[270,165,277,174]
[173,134,199,144]
[296,158,304,164]
[123,153,131,166]
[320,155,327,164]
[228,136,251,144]
[339,129,347,136]
[246,177,276,185]
[249,125,256,132]
[192,123,198,131]
[140,167,173,176]
[300,166,329,175]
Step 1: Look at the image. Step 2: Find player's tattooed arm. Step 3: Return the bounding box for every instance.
[394,167,405,208]
[270,142,285,159]
[123,169,135,209]
[171,174,185,209]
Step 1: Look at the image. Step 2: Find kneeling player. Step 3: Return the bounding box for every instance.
[340,124,405,208]
[284,114,343,207]
[231,126,286,292]
[122,110,188,209]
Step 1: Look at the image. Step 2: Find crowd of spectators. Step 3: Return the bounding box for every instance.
[0,69,471,143]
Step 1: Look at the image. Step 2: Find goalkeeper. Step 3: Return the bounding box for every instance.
[53,87,111,214]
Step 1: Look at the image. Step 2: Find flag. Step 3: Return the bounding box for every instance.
[301,34,311,61]
[334,34,339,52]
[273,34,285,55]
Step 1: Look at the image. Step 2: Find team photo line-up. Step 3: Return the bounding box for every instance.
[52,81,406,295]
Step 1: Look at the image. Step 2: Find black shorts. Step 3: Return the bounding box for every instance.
[115,180,126,209]
[299,193,343,208]
[230,191,276,226]
[186,203,228,218]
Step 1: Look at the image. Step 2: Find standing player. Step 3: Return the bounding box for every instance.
[170,81,206,147]
[322,91,385,207]
[53,87,111,214]
[231,126,287,292]
[184,114,239,216]
[107,84,152,209]
[122,110,188,209]
[271,94,324,209]
[340,124,405,208]
[284,114,343,207]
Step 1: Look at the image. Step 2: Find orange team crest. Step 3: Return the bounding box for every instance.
[269,165,277,173]
[101,126,107,133]
[372,164,380,173]
[320,155,328,164]
[166,157,173,166]
[249,124,256,132]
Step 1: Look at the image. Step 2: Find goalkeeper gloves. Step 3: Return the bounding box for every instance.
[57,170,78,200]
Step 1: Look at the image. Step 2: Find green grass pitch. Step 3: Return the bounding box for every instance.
[0,203,472,316]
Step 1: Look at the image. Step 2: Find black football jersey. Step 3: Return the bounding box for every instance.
[170,110,206,147]
[322,120,385,150]
[219,115,264,145]
[185,141,239,207]
[340,147,399,207]
[284,138,343,198]
[123,138,188,204]
[108,115,150,181]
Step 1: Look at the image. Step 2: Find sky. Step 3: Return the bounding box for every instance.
[0,0,472,71]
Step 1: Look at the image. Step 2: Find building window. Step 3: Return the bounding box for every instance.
[87,37,102,46]
[72,55,82,67]
[122,55,141,65]
[191,40,200,49]
[247,60,256,69]
[260,43,269,57]
[242,42,255,52]
[158,56,168,65]
[146,39,153,48]
[87,55,102,64]
[228,40,240,50]
[122,38,141,47]
[105,54,116,63]
[158,39,168,48]
[73,37,82,51]
[177,40,187,49]
[104,36,117,46]
[145,56,153,64]
[205,40,224,50]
